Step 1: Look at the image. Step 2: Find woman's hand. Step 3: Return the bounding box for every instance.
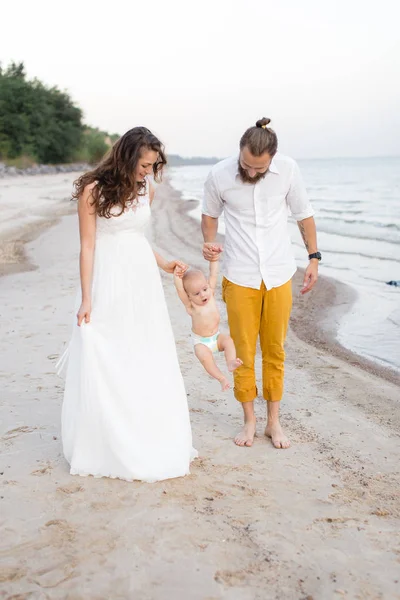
[174,265,188,279]
[77,300,92,326]
[163,260,188,276]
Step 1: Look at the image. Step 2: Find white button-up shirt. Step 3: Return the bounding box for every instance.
[202,153,315,290]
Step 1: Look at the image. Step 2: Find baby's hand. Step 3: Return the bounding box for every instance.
[203,242,223,262]
[174,263,187,279]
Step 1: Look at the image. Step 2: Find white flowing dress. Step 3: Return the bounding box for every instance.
[58,186,197,482]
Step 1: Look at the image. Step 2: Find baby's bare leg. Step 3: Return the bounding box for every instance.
[217,334,243,372]
[194,344,230,391]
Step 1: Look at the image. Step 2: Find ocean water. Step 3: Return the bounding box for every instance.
[168,157,400,372]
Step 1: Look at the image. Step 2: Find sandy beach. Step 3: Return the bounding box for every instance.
[1,173,400,599]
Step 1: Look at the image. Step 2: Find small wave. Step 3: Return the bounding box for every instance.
[317,217,400,233]
[318,228,400,244]
[318,208,363,215]
[381,222,400,231]
[312,199,364,205]
[291,240,400,260]
[290,219,400,244]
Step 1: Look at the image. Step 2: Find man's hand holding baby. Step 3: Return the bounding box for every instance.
[203,243,223,262]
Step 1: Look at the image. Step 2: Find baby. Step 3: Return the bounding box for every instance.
[174,259,242,391]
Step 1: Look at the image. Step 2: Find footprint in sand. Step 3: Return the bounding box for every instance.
[214,569,247,586]
[0,566,26,583]
[31,463,52,476]
[31,561,77,589]
[56,483,84,495]
[44,519,77,544]
[3,425,38,440]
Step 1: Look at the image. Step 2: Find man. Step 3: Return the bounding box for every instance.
[202,117,320,449]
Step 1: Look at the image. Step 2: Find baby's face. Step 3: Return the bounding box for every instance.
[186,274,212,306]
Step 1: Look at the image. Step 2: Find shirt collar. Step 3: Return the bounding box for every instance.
[268,157,279,174]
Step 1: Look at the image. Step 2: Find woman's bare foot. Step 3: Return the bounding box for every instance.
[265,421,290,449]
[227,358,243,372]
[219,377,231,391]
[234,419,256,447]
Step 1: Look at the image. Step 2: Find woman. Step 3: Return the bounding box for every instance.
[58,127,197,482]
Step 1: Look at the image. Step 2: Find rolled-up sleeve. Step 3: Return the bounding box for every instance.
[202,171,223,218]
[286,161,315,221]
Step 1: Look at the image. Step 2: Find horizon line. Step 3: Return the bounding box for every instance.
[169,153,400,162]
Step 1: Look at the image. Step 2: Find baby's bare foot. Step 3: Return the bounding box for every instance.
[227,358,243,372]
[219,377,231,391]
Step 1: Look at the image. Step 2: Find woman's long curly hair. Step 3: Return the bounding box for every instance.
[72,127,167,218]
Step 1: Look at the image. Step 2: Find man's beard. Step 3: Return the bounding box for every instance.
[238,161,268,184]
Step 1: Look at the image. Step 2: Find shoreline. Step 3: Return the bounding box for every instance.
[0,173,77,277]
[0,161,90,179]
[0,207,76,278]
[291,271,400,386]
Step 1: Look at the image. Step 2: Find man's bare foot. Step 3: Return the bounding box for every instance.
[227,358,243,372]
[219,377,231,391]
[265,421,290,449]
[234,420,256,447]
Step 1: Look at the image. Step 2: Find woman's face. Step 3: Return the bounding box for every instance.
[135,149,159,182]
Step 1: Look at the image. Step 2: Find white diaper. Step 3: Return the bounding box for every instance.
[191,331,220,354]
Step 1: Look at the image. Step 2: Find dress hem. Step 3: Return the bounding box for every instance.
[67,451,199,483]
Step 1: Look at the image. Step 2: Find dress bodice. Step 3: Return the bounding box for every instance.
[96,184,151,239]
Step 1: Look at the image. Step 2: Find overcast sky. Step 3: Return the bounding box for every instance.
[2,0,399,158]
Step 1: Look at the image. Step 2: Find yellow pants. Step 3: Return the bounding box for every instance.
[222,278,292,403]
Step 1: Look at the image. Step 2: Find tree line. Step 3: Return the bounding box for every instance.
[0,62,118,166]
[0,62,220,168]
